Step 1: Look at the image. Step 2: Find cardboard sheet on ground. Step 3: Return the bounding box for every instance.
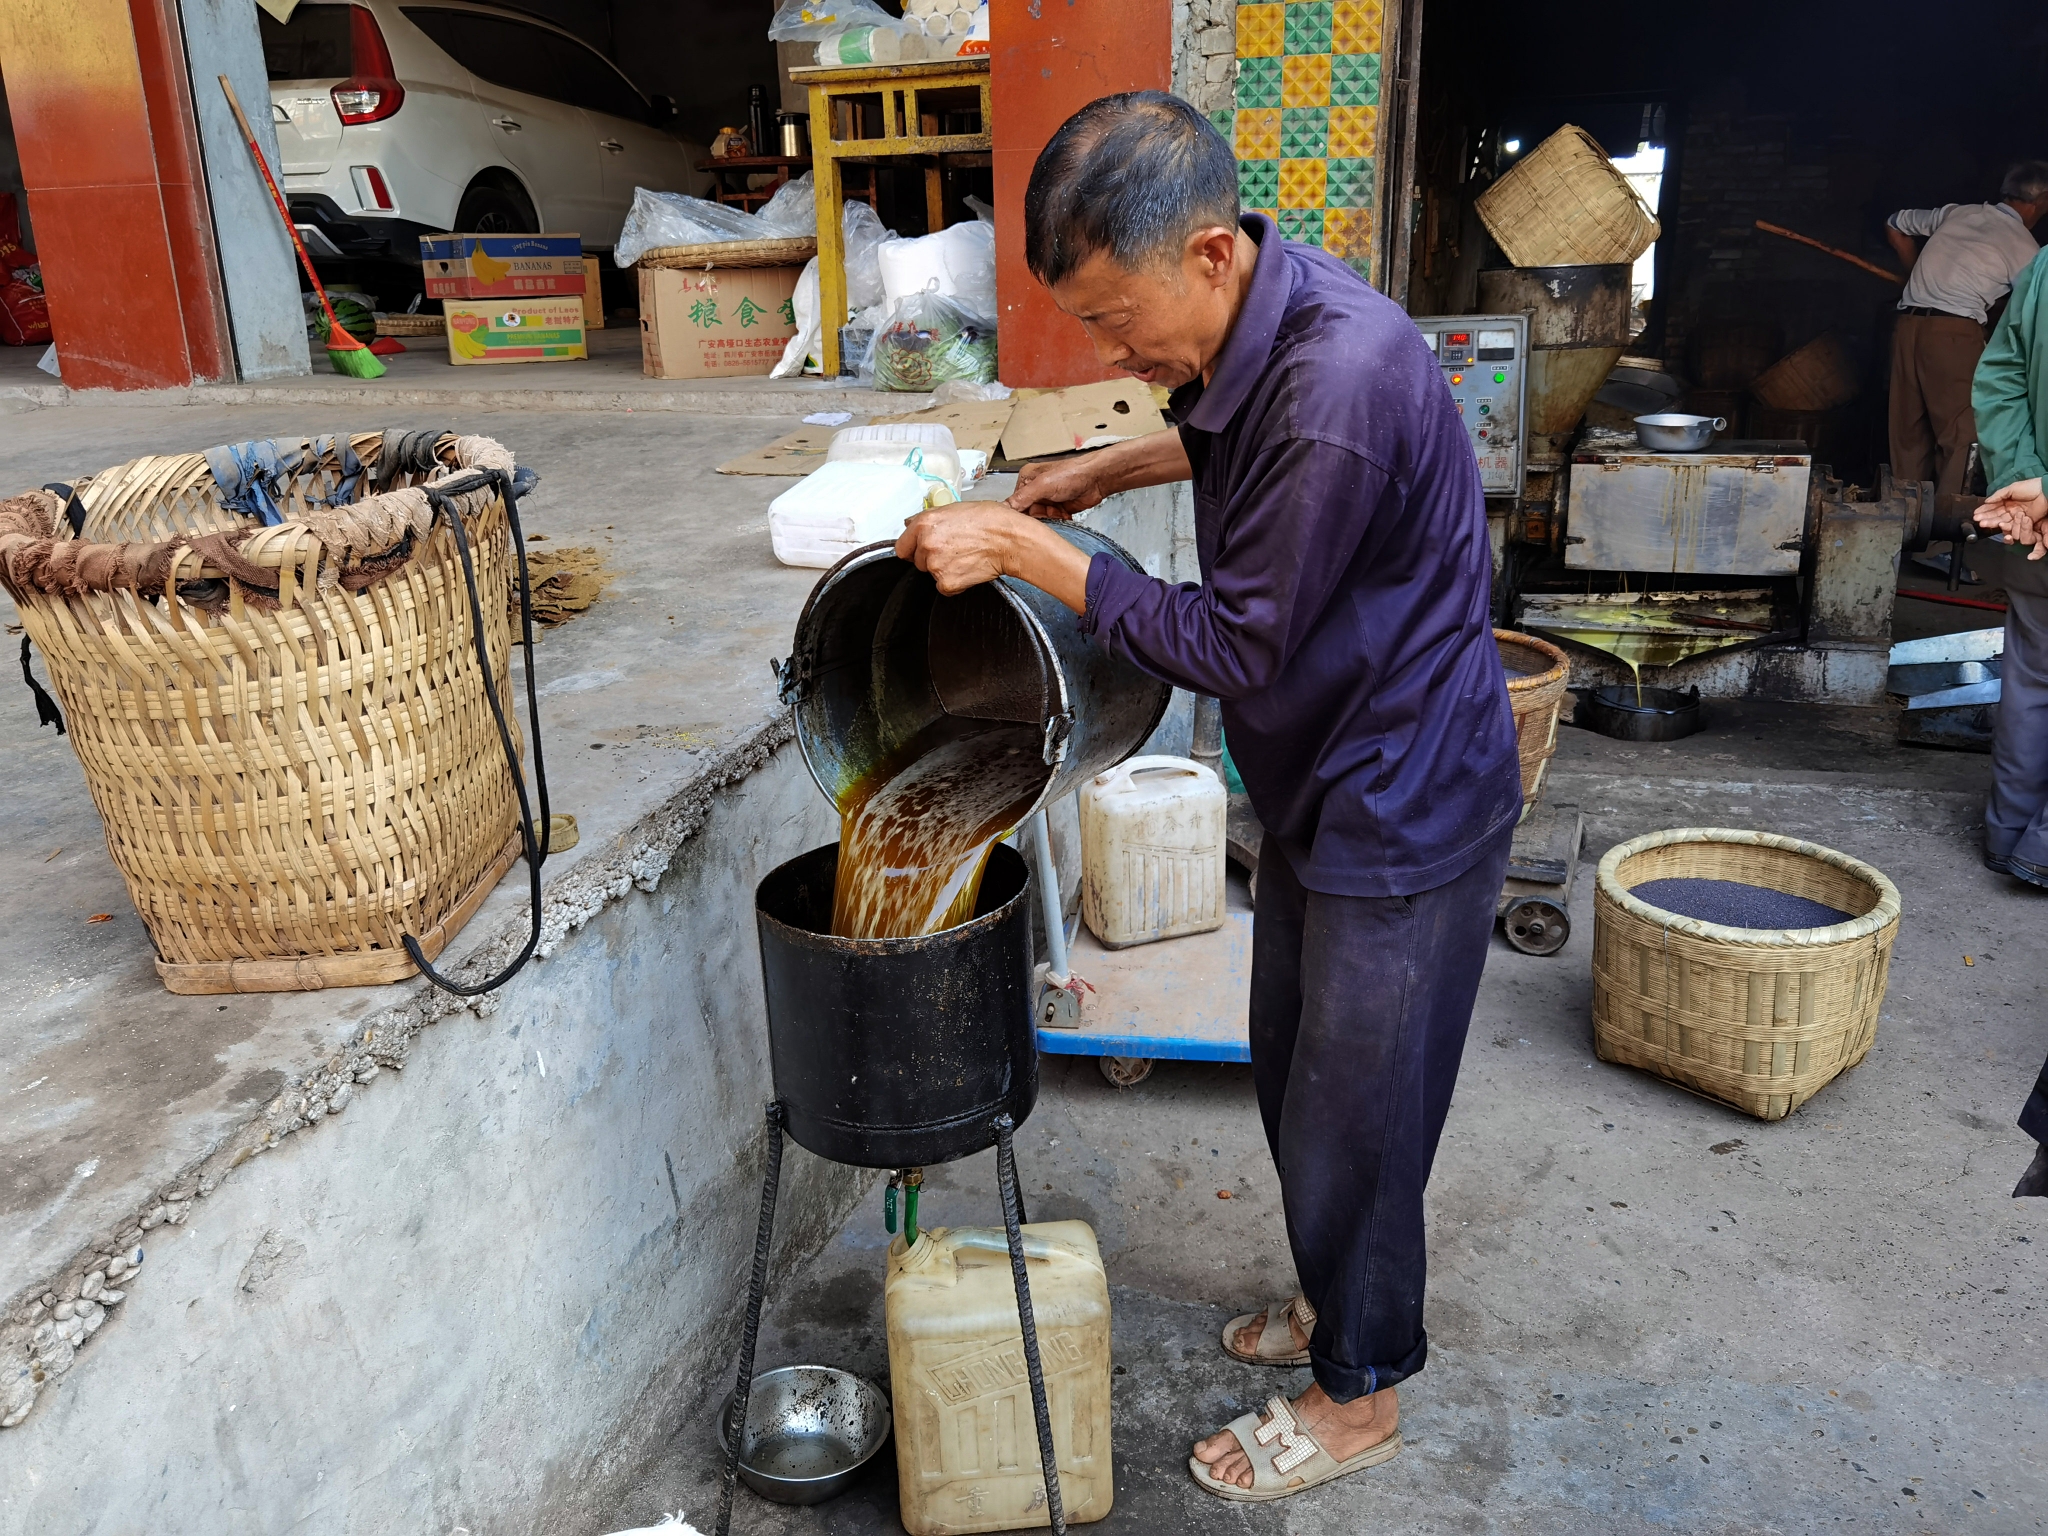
[1000,379,1168,461]
[868,396,1016,457]
[714,424,850,476]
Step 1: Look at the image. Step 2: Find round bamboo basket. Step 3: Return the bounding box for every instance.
[635,235,817,270]
[1497,628,1569,816]
[1750,332,1857,412]
[1592,829,1900,1121]
[1475,124,1661,269]
[0,433,525,994]
[375,313,446,336]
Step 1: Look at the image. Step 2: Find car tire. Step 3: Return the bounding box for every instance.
[454,179,538,235]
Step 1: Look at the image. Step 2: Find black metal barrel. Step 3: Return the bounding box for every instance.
[755,841,1036,1168]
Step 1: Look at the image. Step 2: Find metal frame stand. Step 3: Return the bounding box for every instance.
[715,1101,1067,1536]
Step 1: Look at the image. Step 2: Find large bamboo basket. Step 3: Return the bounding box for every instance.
[635,235,817,270]
[1592,829,1900,1120]
[1497,628,1569,816]
[1750,332,1858,412]
[0,433,525,994]
[1475,124,1661,269]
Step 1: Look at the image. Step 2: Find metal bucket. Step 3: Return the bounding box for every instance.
[755,841,1036,1167]
[775,528,1171,821]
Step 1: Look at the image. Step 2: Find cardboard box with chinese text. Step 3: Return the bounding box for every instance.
[421,233,586,300]
[443,297,587,365]
[638,266,801,380]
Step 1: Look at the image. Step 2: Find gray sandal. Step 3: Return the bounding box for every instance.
[1220,1295,1315,1366]
[1189,1394,1403,1502]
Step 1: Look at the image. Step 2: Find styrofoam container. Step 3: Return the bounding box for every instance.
[826,422,961,491]
[1079,755,1227,948]
[769,460,928,569]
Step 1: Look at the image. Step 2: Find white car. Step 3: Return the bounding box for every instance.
[261,0,708,261]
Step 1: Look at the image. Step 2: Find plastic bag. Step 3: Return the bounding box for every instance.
[767,0,896,41]
[755,171,818,236]
[866,287,996,393]
[771,201,898,378]
[615,191,765,266]
[876,219,996,324]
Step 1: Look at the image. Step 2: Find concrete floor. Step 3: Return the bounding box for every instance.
[604,705,2048,1536]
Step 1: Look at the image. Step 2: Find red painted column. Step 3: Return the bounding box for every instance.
[0,0,232,389]
[989,0,1172,388]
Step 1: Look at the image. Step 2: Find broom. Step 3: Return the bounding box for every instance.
[218,75,385,379]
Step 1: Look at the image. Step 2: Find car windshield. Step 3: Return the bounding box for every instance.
[260,4,353,82]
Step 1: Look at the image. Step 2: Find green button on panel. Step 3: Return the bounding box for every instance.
[1493,372,1506,383]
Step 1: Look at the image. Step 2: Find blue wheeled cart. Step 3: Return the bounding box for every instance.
[1024,807,1253,1088]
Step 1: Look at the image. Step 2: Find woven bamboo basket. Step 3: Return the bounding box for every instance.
[0,432,525,994]
[1750,332,1857,412]
[1475,125,1661,269]
[1592,829,1900,1120]
[636,235,817,270]
[1497,628,1569,816]
[375,313,446,336]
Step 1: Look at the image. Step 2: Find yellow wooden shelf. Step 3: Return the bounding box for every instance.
[803,57,992,377]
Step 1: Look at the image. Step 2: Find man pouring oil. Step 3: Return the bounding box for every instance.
[894,92,1522,1504]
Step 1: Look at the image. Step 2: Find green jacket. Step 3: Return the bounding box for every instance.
[1974,245,2048,489]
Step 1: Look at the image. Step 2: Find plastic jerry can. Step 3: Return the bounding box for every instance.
[886,1221,1113,1533]
[1078,755,1227,948]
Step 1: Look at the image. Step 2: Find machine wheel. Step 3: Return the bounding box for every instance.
[1502,897,1570,956]
[1099,1055,1154,1088]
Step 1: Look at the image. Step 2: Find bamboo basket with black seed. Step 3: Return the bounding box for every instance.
[635,235,818,270]
[0,432,525,994]
[1592,829,1900,1120]
[1496,628,1569,817]
[1474,124,1661,269]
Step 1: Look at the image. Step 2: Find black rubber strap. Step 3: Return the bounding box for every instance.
[402,467,552,996]
[19,636,63,734]
[41,482,84,536]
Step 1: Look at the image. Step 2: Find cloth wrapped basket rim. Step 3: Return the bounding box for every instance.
[1596,827,1901,946]
[0,431,529,994]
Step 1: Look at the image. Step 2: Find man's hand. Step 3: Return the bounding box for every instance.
[1975,478,2048,559]
[895,503,1093,613]
[1008,457,1108,520]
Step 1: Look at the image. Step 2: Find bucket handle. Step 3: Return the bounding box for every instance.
[1091,753,1211,794]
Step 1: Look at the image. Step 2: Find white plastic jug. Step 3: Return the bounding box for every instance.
[768,460,930,569]
[886,1221,1113,1533]
[828,422,963,492]
[1079,755,1226,948]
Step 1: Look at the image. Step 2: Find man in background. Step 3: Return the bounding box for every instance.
[1964,239,2048,1196]
[1886,163,2048,499]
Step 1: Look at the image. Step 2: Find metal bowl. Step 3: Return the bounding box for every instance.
[720,1366,892,1505]
[1633,413,1728,451]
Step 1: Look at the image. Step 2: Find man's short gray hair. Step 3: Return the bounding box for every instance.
[1024,92,1240,288]
[2003,161,2048,204]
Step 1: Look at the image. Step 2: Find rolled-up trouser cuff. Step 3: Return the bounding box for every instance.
[2021,1052,2048,1144]
[1312,1331,1428,1404]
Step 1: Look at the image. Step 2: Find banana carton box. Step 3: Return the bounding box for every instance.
[443,298,587,365]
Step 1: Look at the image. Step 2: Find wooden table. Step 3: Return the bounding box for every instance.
[695,154,810,213]
[792,57,993,376]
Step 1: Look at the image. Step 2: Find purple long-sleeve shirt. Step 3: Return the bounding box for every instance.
[1080,213,1521,897]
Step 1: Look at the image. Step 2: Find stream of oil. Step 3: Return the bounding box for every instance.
[831,716,1045,939]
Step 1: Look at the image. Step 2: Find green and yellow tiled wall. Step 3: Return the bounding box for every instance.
[1211,0,1385,277]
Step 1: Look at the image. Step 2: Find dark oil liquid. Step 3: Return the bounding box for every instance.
[831,716,1045,939]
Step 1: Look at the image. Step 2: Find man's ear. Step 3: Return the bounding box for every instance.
[1189,225,1240,288]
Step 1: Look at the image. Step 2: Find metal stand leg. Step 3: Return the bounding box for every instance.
[716,1101,786,1536]
[993,1113,1066,1536]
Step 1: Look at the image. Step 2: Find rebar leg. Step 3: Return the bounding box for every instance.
[716,1101,786,1536]
[994,1113,1067,1536]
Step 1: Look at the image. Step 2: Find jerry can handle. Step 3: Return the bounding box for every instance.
[946,1229,1100,1269]
[1090,753,1213,793]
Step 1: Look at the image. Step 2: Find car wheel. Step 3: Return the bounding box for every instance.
[455,180,538,235]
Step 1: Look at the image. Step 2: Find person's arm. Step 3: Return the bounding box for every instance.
[1973,252,2048,490]
[1886,224,1920,273]
[1004,429,1193,521]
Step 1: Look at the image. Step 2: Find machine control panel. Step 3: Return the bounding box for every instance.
[1415,313,1528,496]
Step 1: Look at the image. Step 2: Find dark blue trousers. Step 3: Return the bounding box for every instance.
[1248,828,1512,1403]
[2023,1052,2048,1146]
